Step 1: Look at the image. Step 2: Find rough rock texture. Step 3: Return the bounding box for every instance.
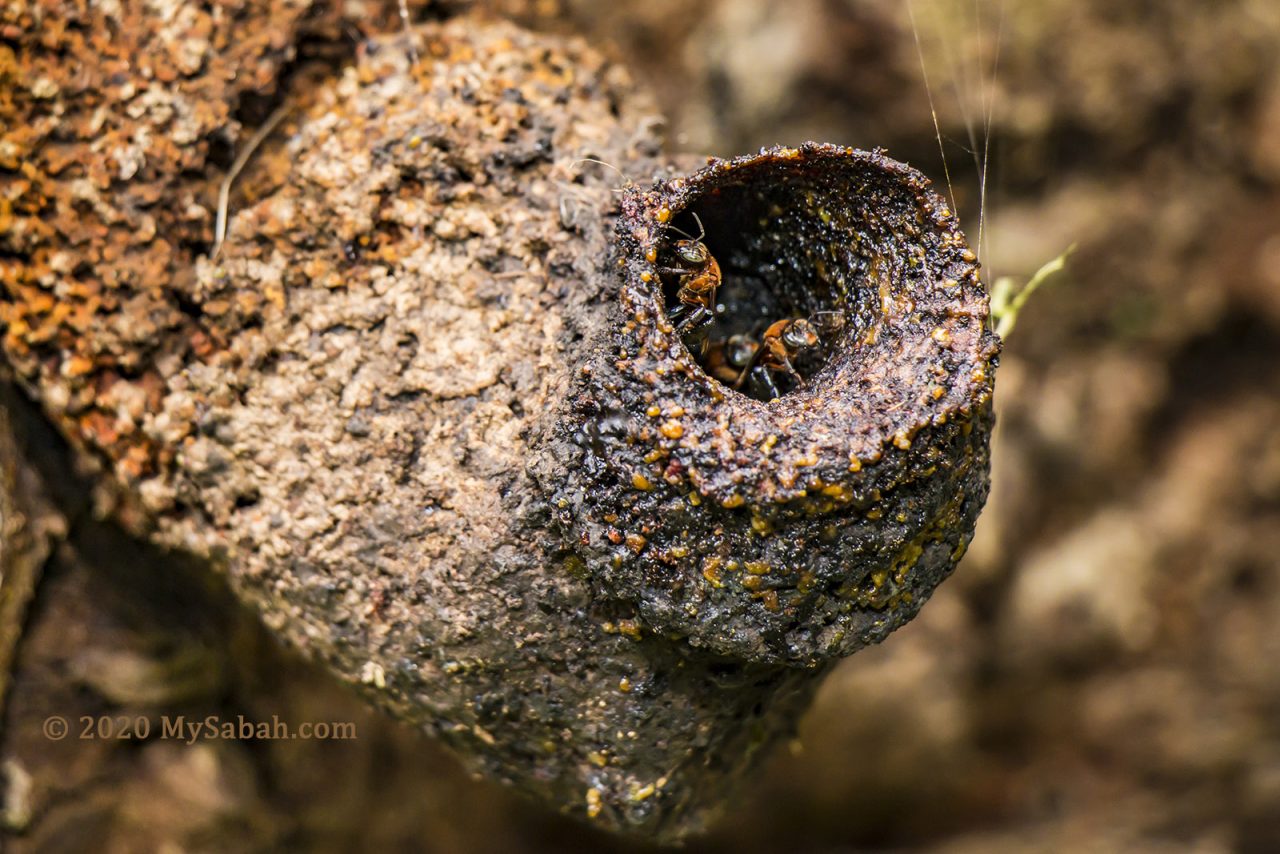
[1,3,994,841]
[0,386,532,852]
[2,0,336,509]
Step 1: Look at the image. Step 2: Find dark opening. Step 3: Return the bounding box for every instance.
[656,167,895,401]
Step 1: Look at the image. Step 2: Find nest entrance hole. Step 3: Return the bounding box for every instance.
[659,167,890,401]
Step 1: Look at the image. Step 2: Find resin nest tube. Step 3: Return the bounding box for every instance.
[552,144,999,667]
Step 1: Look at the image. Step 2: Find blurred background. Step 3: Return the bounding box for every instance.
[6,0,1280,850]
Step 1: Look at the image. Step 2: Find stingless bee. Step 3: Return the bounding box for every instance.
[733,310,847,400]
[562,160,721,336]
[657,213,723,334]
[703,333,761,385]
[807,309,848,340]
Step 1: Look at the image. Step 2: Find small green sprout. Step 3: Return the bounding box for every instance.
[989,245,1076,339]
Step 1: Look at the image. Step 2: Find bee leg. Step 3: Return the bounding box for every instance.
[779,355,805,388]
[674,306,709,334]
[756,368,783,401]
[733,343,766,391]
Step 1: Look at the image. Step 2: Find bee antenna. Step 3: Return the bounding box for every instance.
[690,211,706,243]
[666,211,708,244]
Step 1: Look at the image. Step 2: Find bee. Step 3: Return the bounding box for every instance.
[657,213,723,334]
[703,333,761,385]
[807,309,847,340]
[733,310,847,400]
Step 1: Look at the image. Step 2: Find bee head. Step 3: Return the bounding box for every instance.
[810,310,846,337]
[782,319,820,350]
[674,239,709,267]
[726,334,759,367]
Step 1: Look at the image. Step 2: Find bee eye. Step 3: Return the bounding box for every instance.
[784,321,818,349]
[678,244,706,264]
